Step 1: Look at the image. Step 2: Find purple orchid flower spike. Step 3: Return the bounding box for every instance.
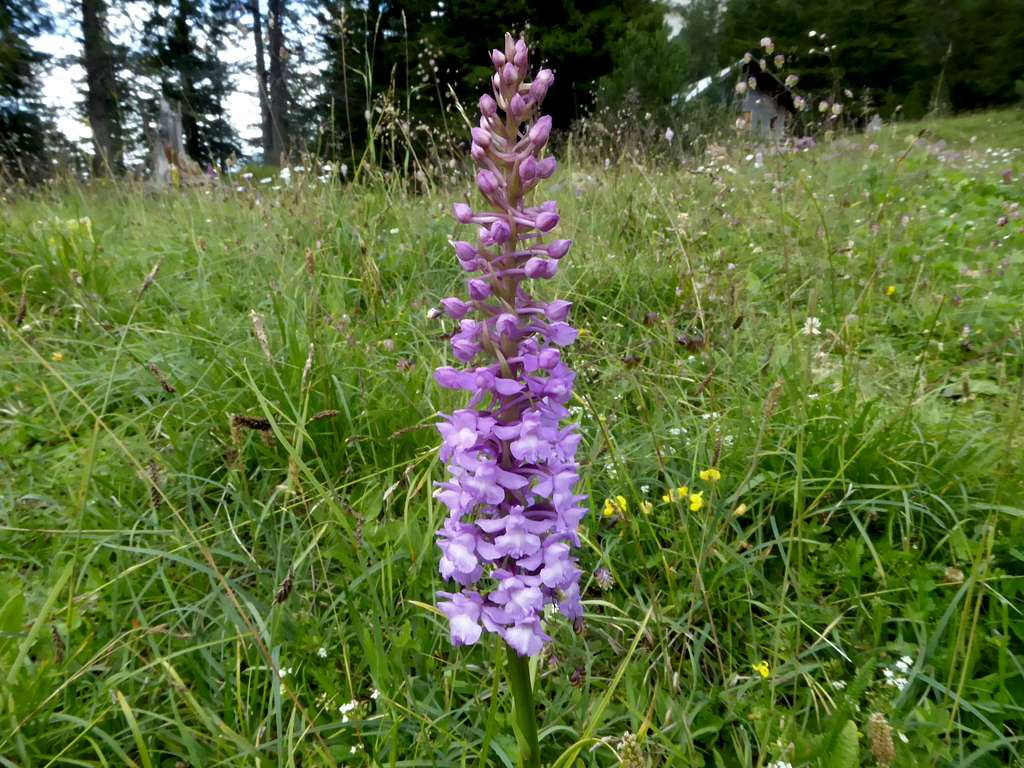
[434,33,585,660]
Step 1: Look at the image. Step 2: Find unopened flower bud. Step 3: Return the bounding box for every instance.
[524,257,557,278]
[441,297,471,319]
[471,127,491,147]
[453,203,473,223]
[476,170,500,196]
[519,155,538,183]
[471,143,487,164]
[547,239,571,259]
[495,312,518,336]
[529,116,552,147]
[502,62,518,86]
[513,38,528,68]
[489,219,511,243]
[537,156,557,178]
[534,68,554,89]
[509,93,527,120]
[535,212,559,232]
[468,279,492,300]
[453,241,476,261]
[491,49,505,68]
[479,94,497,117]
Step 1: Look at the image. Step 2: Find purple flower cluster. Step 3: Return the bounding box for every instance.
[434,34,585,658]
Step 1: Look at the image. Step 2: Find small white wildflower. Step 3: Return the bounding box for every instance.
[260,176,272,184]
[819,100,830,113]
[831,679,848,690]
[802,316,822,336]
[640,484,650,494]
[767,762,793,768]
[785,74,799,87]
[339,699,358,714]
[664,127,675,143]
[760,36,774,54]
[317,647,328,659]
[371,688,381,700]
[389,227,400,235]
[831,103,844,116]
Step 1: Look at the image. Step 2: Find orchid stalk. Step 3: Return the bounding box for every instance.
[433,32,585,765]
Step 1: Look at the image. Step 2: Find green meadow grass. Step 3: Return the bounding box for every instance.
[1,109,1022,767]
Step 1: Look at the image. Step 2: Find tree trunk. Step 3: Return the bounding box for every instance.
[266,0,289,165]
[174,0,202,162]
[81,0,122,175]
[147,97,206,187]
[249,0,273,161]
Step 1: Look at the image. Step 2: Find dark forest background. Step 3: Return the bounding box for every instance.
[2,0,1022,178]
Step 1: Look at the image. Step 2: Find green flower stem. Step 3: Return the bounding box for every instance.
[505,644,541,768]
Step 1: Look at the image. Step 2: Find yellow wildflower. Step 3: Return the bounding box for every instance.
[699,468,722,482]
[602,496,628,517]
[886,285,896,297]
[639,500,653,515]
[733,503,749,517]
[753,660,770,679]
[51,351,64,362]
[662,486,688,503]
[688,491,705,512]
